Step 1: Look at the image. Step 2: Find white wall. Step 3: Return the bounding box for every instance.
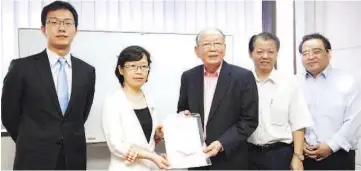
[0,0,262,170]
[321,2,361,166]
[276,0,295,75]
[294,0,361,167]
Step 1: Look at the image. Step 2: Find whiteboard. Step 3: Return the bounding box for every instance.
[18,28,234,143]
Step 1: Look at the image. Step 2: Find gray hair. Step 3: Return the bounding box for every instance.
[195,28,225,45]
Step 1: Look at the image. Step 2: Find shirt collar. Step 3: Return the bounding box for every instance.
[204,61,223,77]
[46,48,72,68]
[305,65,331,79]
[253,68,278,84]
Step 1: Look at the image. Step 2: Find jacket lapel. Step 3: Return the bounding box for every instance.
[63,56,79,117]
[207,61,232,123]
[194,66,205,126]
[35,50,63,117]
[143,90,156,148]
[118,89,149,147]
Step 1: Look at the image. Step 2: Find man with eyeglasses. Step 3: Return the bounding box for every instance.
[177,28,259,170]
[2,1,95,170]
[298,33,361,170]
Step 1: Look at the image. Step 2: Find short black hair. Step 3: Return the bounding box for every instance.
[41,1,78,28]
[298,33,331,53]
[248,32,280,53]
[115,46,151,86]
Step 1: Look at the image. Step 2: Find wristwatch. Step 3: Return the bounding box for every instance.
[293,153,305,161]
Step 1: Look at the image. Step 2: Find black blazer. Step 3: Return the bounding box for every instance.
[1,50,95,170]
[177,61,259,170]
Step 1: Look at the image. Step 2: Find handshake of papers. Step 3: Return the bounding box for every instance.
[163,113,212,169]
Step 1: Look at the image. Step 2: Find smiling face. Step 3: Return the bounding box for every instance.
[301,39,331,77]
[118,54,150,89]
[41,9,77,51]
[194,30,226,69]
[250,37,278,74]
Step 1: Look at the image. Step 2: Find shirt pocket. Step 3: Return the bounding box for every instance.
[270,104,289,126]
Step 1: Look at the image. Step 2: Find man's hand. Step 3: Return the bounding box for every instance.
[291,155,304,170]
[155,125,164,144]
[203,140,223,157]
[305,142,332,161]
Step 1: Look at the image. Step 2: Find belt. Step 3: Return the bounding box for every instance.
[249,142,292,152]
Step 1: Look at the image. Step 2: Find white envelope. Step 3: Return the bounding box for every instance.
[163,114,211,169]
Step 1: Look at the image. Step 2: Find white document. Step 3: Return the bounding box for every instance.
[163,114,211,169]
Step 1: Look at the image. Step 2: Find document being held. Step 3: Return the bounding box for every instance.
[163,113,212,169]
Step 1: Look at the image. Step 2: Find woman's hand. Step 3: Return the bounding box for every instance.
[126,146,169,169]
[151,153,170,170]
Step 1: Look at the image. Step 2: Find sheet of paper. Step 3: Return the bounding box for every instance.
[163,114,211,169]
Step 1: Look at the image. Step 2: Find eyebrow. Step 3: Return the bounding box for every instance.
[255,48,275,51]
[128,62,148,64]
[302,48,324,53]
[312,48,323,50]
[47,17,73,20]
[204,41,223,43]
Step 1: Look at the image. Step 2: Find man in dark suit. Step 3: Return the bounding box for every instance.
[177,28,259,170]
[1,1,95,170]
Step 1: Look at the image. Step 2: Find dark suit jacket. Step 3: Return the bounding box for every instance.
[177,61,259,170]
[1,50,95,170]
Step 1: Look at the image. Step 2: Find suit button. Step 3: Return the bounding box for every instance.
[56,138,64,147]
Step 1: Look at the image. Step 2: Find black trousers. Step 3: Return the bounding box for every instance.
[304,150,355,170]
[248,142,293,170]
[55,146,66,170]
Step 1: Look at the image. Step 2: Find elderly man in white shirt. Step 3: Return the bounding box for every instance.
[298,33,361,170]
[247,32,313,170]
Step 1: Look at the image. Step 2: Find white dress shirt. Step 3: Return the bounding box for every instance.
[46,48,72,98]
[248,69,313,145]
[300,65,361,152]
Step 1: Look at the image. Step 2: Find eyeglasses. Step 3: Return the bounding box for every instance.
[124,65,150,72]
[255,50,276,55]
[199,42,224,49]
[47,19,75,27]
[302,48,326,57]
